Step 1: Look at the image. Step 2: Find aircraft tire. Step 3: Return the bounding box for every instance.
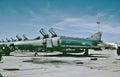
[117,47,120,56]
[62,51,67,55]
[83,49,89,56]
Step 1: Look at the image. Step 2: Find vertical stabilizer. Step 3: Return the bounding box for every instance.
[23,34,28,40]
[49,28,57,37]
[39,28,49,38]
[1,39,5,42]
[87,32,102,41]
[16,35,22,41]
[11,37,16,42]
[6,38,10,42]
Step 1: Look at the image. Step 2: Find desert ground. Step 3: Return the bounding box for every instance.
[0,50,120,77]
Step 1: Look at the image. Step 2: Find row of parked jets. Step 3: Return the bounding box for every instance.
[0,28,119,56]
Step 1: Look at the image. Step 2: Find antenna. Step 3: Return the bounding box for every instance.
[96,21,100,32]
[96,15,101,32]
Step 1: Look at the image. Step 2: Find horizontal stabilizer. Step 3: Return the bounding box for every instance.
[34,36,41,40]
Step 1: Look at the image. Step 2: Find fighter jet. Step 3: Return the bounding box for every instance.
[46,28,102,55]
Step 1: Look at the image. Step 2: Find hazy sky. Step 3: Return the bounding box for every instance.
[0,0,120,42]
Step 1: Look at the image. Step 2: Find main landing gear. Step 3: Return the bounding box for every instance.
[83,49,89,56]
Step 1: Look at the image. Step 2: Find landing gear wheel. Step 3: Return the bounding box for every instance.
[63,51,67,55]
[34,51,38,56]
[83,49,89,56]
[117,47,120,56]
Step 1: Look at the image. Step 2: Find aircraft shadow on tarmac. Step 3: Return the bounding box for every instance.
[39,53,109,58]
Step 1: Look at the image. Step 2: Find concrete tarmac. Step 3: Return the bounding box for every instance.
[0,50,120,77]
